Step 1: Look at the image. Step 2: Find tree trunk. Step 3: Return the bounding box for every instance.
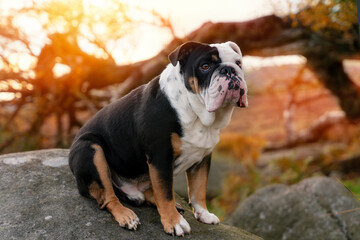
[306,56,360,120]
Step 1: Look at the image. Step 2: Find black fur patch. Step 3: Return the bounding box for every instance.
[69,76,182,199]
[169,42,221,93]
[182,46,221,93]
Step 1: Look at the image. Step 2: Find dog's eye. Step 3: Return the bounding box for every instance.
[201,63,210,71]
[236,60,242,69]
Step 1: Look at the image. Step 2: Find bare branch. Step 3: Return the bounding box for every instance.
[267,111,347,151]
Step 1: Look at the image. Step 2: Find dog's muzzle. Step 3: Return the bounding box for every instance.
[236,88,247,108]
[205,66,247,112]
[220,66,247,108]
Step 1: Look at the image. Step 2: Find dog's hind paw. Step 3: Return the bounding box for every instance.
[114,206,141,230]
[122,216,140,230]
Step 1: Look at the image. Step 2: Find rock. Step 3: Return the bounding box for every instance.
[0,149,261,240]
[228,177,360,240]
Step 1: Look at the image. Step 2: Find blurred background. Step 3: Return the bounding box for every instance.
[0,0,359,220]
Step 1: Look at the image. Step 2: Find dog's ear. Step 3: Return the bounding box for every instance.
[226,41,242,55]
[168,42,205,67]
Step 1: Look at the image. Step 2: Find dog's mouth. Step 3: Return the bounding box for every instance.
[204,74,247,112]
[236,88,247,108]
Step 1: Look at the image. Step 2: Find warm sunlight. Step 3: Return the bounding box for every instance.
[0,0,304,104]
[1,1,360,238]
[118,0,279,63]
[3,0,302,68]
[1,0,299,64]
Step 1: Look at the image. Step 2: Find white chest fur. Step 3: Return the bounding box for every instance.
[173,120,218,175]
[159,64,234,175]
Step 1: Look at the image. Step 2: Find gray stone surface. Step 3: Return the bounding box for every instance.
[228,177,360,240]
[0,149,261,240]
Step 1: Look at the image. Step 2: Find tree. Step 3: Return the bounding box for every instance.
[0,0,173,150]
[0,0,359,152]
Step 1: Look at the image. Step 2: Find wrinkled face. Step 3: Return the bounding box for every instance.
[169,41,247,112]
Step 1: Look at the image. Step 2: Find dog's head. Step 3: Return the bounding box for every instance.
[169,41,247,112]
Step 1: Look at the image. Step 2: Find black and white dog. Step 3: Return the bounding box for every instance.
[69,41,247,236]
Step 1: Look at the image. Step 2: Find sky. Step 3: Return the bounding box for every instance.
[119,0,275,62]
[116,0,304,66]
[0,0,304,71]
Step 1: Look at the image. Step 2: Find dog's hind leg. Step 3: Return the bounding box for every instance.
[70,142,140,230]
[91,144,140,230]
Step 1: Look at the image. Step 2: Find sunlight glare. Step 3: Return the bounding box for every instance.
[244,55,307,70]
[0,92,15,101]
[18,54,36,71]
[8,80,22,90]
[93,22,107,35]
[52,63,71,78]
[85,0,105,8]
[0,80,25,102]
[0,0,306,69]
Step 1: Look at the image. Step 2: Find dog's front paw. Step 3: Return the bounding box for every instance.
[163,214,191,237]
[194,206,220,225]
[114,206,140,230]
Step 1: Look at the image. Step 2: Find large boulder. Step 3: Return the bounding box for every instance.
[0,149,261,240]
[228,177,360,240]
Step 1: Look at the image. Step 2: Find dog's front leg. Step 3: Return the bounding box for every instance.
[147,151,191,236]
[186,154,220,224]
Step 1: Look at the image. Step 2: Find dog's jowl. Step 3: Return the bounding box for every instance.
[69,41,248,236]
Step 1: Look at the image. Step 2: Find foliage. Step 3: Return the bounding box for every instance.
[292,0,357,31]
[1,0,360,153]
[0,0,172,152]
[288,0,359,62]
[342,178,360,200]
[216,133,267,164]
[40,0,132,41]
[213,132,360,220]
[277,0,357,33]
[211,152,320,220]
[209,164,263,220]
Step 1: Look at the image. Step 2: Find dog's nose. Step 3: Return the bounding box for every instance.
[220,66,236,75]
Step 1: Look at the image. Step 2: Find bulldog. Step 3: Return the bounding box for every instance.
[69,41,248,236]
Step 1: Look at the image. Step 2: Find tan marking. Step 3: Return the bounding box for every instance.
[145,187,184,215]
[186,164,208,210]
[211,54,218,62]
[88,181,105,207]
[91,144,139,229]
[188,77,199,94]
[148,163,181,234]
[171,133,182,159]
[144,188,156,206]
